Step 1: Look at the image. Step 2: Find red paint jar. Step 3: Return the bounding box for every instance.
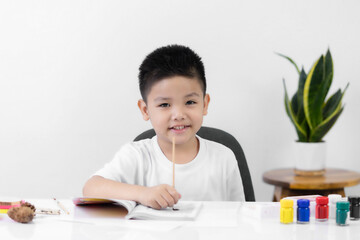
[316,196,329,221]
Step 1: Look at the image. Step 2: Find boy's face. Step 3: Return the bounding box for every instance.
[138,76,210,148]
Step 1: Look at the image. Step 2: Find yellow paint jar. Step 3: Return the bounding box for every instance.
[280,199,294,224]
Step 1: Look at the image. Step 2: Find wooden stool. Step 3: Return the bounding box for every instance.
[263,168,360,202]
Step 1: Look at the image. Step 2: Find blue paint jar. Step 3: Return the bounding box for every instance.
[297,199,310,224]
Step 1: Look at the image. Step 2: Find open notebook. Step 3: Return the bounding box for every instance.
[73,197,202,220]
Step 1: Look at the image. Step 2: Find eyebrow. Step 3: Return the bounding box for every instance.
[154,97,171,102]
[185,92,201,98]
[154,92,201,102]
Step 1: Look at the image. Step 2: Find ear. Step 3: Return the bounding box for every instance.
[202,94,210,116]
[138,99,150,121]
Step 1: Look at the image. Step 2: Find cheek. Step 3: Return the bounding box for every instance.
[149,110,167,125]
[190,109,205,121]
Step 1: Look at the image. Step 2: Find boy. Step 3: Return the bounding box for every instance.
[83,45,245,209]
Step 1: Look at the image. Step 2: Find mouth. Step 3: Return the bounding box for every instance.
[169,125,190,131]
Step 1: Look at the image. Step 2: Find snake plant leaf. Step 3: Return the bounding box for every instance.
[276,53,300,74]
[323,49,334,100]
[310,107,344,142]
[283,79,307,141]
[299,118,310,137]
[323,83,349,120]
[303,56,325,130]
[291,92,298,117]
[296,68,307,124]
[323,89,342,119]
[284,89,291,119]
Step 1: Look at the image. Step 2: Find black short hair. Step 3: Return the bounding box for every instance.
[138,45,206,101]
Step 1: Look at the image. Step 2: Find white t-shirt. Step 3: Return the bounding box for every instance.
[94,136,245,201]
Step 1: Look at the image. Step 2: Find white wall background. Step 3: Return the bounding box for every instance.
[1,0,359,201]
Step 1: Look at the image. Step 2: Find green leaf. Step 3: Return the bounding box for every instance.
[323,49,334,100]
[310,107,344,142]
[283,79,307,141]
[276,53,300,74]
[303,56,326,129]
[283,79,292,119]
[323,83,349,120]
[291,92,298,118]
[300,118,310,137]
[323,89,342,119]
[296,68,307,124]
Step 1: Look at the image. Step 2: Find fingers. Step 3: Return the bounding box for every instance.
[153,185,182,209]
[161,188,176,205]
[166,185,181,204]
[155,196,169,209]
[141,185,182,210]
[151,199,163,210]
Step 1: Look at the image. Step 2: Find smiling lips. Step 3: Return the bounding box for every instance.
[170,125,190,132]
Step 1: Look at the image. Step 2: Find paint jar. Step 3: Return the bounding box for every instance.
[348,196,360,220]
[280,199,293,224]
[336,201,350,226]
[315,196,329,222]
[297,199,310,224]
[328,194,342,219]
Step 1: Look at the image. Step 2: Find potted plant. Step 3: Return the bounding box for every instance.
[278,49,349,176]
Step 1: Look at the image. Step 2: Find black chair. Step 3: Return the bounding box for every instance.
[134,126,255,201]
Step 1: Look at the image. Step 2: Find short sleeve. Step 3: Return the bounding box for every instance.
[94,143,145,185]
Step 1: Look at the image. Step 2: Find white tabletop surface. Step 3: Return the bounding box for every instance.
[1,199,359,240]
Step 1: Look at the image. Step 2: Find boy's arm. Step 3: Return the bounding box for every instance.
[83,175,181,209]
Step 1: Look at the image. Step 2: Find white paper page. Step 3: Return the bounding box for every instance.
[126,202,202,220]
[110,199,137,212]
[29,200,181,231]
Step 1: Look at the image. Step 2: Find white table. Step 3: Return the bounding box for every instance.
[1,199,359,240]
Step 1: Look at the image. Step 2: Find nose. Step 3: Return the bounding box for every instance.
[172,105,185,121]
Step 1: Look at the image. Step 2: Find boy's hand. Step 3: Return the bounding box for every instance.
[138,184,181,210]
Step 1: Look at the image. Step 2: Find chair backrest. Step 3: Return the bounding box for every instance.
[134,126,255,201]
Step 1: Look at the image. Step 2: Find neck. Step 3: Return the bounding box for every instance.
[158,136,199,164]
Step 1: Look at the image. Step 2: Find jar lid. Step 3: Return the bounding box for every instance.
[316,196,328,205]
[328,194,342,203]
[280,199,293,208]
[348,196,360,205]
[336,201,350,210]
[297,199,310,207]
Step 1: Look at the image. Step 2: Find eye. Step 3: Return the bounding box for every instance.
[158,103,170,108]
[186,100,196,105]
